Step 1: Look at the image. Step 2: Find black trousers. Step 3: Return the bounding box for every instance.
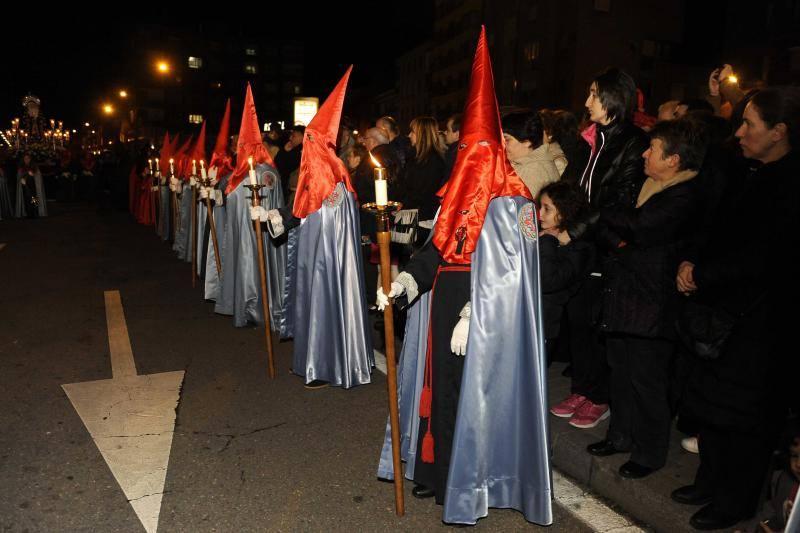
[606,335,673,469]
[694,424,776,520]
[565,276,609,404]
[413,268,470,504]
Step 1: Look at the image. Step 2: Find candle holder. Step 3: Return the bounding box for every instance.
[362,199,405,516]
[245,182,276,380]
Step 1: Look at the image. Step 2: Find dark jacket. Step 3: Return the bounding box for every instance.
[274,145,302,198]
[598,178,700,339]
[389,135,413,169]
[443,142,458,184]
[396,153,445,221]
[685,150,800,431]
[560,137,591,185]
[569,121,649,241]
[539,234,595,339]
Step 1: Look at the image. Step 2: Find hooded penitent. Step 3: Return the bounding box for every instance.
[209,99,234,175]
[225,84,274,195]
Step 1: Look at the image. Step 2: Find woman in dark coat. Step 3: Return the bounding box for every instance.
[395,116,445,223]
[671,86,800,531]
[586,118,706,479]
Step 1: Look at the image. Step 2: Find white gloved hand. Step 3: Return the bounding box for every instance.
[266,209,285,237]
[199,187,209,199]
[250,205,264,221]
[450,317,470,356]
[151,185,159,192]
[376,281,405,311]
[189,176,196,187]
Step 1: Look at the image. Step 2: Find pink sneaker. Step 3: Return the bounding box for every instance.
[569,401,610,428]
[550,394,588,418]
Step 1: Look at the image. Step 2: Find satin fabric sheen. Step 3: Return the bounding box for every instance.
[214,164,286,329]
[173,188,193,261]
[288,182,373,388]
[203,173,229,301]
[377,197,551,525]
[157,185,171,241]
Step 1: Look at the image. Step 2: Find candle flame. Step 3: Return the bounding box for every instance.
[169,158,174,163]
[248,156,254,170]
[368,151,382,168]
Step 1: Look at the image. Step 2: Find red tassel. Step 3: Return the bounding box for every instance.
[419,386,432,418]
[421,430,435,463]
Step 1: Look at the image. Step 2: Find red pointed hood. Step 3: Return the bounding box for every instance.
[190,121,207,169]
[292,66,356,219]
[225,84,274,194]
[209,99,233,175]
[158,132,171,175]
[174,135,194,180]
[432,26,531,264]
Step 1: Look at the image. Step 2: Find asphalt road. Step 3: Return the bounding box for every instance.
[0,202,589,532]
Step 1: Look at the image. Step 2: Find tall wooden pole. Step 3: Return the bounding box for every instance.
[205,197,222,276]
[369,205,404,517]
[247,184,276,379]
[191,184,198,288]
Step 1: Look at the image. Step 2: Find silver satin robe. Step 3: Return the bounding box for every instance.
[378,196,552,526]
[287,182,373,388]
[214,164,286,329]
[203,173,229,301]
[158,184,171,241]
[173,186,193,262]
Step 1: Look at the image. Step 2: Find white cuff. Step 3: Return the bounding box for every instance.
[214,190,223,204]
[266,210,285,237]
[394,272,419,303]
[459,301,471,320]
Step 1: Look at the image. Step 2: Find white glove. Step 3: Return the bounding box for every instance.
[450,317,470,356]
[199,187,209,199]
[376,282,405,311]
[266,209,285,237]
[189,176,197,187]
[151,185,159,192]
[250,205,265,221]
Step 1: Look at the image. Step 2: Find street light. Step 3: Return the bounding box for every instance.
[84,122,90,127]
[156,60,171,74]
[119,90,128,98]
[103,104,114,115]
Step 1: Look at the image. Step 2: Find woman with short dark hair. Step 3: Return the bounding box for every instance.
[502,111,560,198]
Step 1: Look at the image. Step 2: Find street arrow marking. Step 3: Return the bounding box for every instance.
[62,290,184,533]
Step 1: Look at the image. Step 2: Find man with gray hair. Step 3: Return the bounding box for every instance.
[377,115,413,168]
[362,126,400,188]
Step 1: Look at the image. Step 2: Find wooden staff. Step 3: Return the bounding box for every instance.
[365,200,405,517]
[246,184,276,379]
[191,183,198,287]
[205,194,222,276]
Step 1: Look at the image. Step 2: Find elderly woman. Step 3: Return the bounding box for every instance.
[501,111,560,198]
[671,86,800,531]
[586,118,707,480]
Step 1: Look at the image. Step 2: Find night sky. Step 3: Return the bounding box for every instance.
[2,4,434,128]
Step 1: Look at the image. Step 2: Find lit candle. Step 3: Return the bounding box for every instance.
[148,159,153,172]
[248,156,257,186]
[192,159,197,176]
[369,152,388,206]
[200,160,207,180]
[169,158,175,175]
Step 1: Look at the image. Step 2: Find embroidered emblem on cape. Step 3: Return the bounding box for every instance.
[518,203,538,241]
[323,185,344,208]
[261,171,275,190]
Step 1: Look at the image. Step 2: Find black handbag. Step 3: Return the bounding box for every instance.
[675,293,766,360]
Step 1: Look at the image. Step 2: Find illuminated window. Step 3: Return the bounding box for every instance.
[244,64,257,74]
[245,48,257,56]
[188,56,203,69]
[524,41,540,62]
[188,114,203,124]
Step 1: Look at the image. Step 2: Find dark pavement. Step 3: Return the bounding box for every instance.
[0,203,588,532]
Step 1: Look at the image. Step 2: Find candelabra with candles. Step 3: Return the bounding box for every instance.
[190,159,199,288]
[244,156,277,379]
[361,156,404,516]
[149,159,161,233]
[197,160,223,277]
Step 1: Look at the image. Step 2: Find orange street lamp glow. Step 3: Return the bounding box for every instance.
[156,61,171,74]
[103,104,114,115]
[119,90,128,98]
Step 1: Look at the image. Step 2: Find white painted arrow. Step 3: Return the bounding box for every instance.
[62,290,184,533]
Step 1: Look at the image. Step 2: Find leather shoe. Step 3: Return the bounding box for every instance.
[304,379,329,390]
[412,485,435,499]
[618,461,656,479]
[671,484,712,506]
[689,503,741,531]
[586,440,628,457]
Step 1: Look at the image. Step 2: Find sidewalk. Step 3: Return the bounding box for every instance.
[547,362,739,532]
